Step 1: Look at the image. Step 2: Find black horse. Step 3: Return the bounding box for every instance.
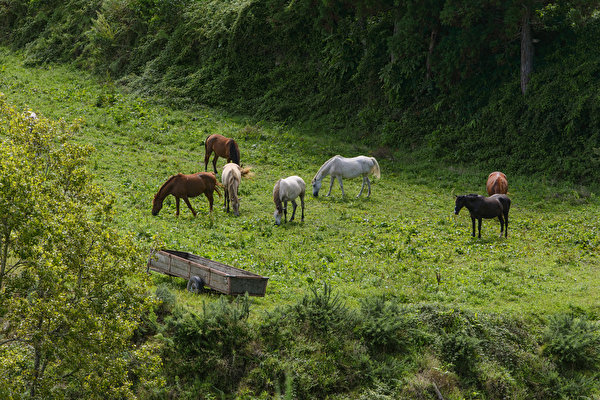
[454,194,511,238]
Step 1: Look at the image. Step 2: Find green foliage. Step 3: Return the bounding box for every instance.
[3,0,600,181]
[0,96,161,398]
[155,283,176,317]
[161,296,252,396]
[543,313,600,371]
[356,296,426,354]
[291,283,352,337]
[3,48,600,398]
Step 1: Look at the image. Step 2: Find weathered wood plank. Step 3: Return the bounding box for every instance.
[147,250,268,296]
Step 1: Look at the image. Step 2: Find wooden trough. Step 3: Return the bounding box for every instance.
[147,249,268,296]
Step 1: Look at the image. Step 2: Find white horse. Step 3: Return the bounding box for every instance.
[311,155,381,197]
[221,163,252,216]
[273,176,305,225]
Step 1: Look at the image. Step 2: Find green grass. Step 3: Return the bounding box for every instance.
[2,47,600,317]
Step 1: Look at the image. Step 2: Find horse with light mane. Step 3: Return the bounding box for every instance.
[312,155,380,197]
[152,172,222,217]
[454,193,511,238]
[486,171,508,196]
[273,176,305,226]
[204,134,241,174]
[221,163,253,217]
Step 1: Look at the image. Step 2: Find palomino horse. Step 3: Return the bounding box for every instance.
[454,194,511,238]
[273,176,305,225]
[152,172,222,216]
[312,155,380,198]
[204,134,241,174]
[486,171,508,196]
[221,163,253,216]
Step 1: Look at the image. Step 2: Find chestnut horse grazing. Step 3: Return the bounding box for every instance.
[204,134,241,174]
[454,194,511,238]
[273,176,305,226]
[152,172,222,216]
[486,171,508,196]
[221,163,253,216]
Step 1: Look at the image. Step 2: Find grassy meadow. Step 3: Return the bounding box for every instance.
[1,48,599,319]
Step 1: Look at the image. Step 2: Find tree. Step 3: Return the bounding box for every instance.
[0,96,162,399]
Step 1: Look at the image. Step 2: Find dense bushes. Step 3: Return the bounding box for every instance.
[0,95,162,398]
[2,1,600,182]
[148,284,600,399]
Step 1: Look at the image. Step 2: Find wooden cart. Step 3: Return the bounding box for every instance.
[147,249,269,296]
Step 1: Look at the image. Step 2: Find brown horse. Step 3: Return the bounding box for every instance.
[486,171,508,196]
[204,134,241,174]
[152,172,222,216]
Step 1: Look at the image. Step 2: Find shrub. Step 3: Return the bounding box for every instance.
[162,295,253,396]
[155,283,176,316]
[542,313,600,371]
[291,282,353,338]
[357,296,427,354]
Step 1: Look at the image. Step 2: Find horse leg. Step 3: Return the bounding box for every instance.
[204,149,212,172]
[327,176,335,196]
[206,192,214,213]
[212,155,219,175]
[300,194,305,221]
[283,200,288,223]
[224,187,229,212]
[337,176,345,197]
[290,200,297,222]
[183,197,197,216]
[175,197,180,216]
[366,177,371,197]
[478,218,482,238]
[358,176,366,197]
[498,215,505,237]
[504,212,509,238]
[471,217,476,237]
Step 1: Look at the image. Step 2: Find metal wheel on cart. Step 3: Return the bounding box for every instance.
[187,275,204,294]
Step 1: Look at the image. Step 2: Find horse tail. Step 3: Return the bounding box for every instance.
[214,182,223,197]
[497,195,511,214]
[239,166,254,178]
[370,157,381,179]
[229,140,240,165]
[487,172,508,195]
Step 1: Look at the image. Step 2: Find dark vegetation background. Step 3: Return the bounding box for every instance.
[2,0,600,183]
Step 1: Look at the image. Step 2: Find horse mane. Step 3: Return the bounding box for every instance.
[313,155,340,181]
[228,180,238,203]
[273,179,283,213]
[229,139,240,165]
[155,174,180,198]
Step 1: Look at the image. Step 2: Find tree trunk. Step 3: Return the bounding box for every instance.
[520,6,534,94]
[391,20,399,64]
[426,27,439,81]
[0,230,10,289]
